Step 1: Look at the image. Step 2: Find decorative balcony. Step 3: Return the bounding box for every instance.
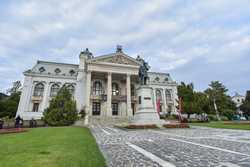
[32,96,43,101]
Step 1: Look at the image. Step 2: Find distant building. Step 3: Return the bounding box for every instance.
[231,92,245,116]
[16,46,178,120]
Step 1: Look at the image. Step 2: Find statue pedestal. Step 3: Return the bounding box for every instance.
[131,85,164,125]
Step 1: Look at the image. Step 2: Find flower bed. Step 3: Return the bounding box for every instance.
[163,123,189,128]
[124,124,158,129]
[223,121,250,125]
[0,128,27,135]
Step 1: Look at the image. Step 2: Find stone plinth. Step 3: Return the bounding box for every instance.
[131,85,164,125]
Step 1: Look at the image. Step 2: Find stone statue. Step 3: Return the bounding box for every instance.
[136,55,150,85]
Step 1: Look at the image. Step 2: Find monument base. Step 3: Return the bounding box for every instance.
[130,85,166,125]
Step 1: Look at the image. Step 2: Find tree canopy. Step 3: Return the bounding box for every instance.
[0,81,21,119]
[178,81,236,120]
[240,91,250,119]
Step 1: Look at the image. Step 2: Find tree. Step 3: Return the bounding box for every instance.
[240,91,250,119]
[178,82,195,118]
[0,81,21,118]
[7,81,21,95]
[43,86,78,126]
[205,81,236,120]
[193,92,211,115]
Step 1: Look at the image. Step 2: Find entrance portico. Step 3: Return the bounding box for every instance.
[84,50,140,119]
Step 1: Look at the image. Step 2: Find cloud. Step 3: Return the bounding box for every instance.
[0,0,250,95]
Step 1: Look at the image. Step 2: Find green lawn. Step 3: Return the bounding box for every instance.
[190,122,250,130]
[0,127,106,167]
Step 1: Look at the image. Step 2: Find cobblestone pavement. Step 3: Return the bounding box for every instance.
[90,125,250,167]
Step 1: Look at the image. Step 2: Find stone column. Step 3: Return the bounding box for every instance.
[85,71,91,125]
[126,74,132,117]
[41,82,50,112]
[153,88,157,110]
[107,72,112,116]
[162,89,167,114]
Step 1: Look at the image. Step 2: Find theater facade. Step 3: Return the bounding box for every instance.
[16,46,178,120]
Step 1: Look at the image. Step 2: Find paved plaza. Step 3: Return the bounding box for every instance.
[90,125,250,167]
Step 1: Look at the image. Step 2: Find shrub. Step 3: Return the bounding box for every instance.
[208,114,217,121]
[220,116,229,121]
[43,86,78,126]
[221,109,234,120]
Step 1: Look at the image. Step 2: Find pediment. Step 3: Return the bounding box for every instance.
[90,53,140,66]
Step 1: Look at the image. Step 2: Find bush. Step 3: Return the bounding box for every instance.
[43,86,78,126]
[208,114,217,121]
[220,116,229,121]
[221,109,234,120]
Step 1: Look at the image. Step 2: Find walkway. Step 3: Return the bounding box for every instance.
[90,125,250,167]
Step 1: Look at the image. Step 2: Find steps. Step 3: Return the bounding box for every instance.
[89,116,130,126]
[74,119,85,127]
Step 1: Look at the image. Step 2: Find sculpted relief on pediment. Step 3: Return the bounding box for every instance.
[93,54,139,66]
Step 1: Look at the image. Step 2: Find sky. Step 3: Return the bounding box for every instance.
[0,0,249,95]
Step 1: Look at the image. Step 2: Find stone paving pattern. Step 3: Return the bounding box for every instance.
[90,125,250,167]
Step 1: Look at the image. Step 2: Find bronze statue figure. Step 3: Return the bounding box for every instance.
[136,55,150,85]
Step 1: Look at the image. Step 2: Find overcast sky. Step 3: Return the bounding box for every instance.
[0,0,249,95]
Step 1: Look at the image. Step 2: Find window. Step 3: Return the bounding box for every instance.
[92,102,101,115]
[32,103,39,112]
[67,84,75,95]
[112,83,119,95]
[112,103,119,115]
[54,68,61,74]
[131,84,135,96]
[39,67,45,73]
[167,105,172,114]
[93,81,103,95]
[132,103,135,115]
[50,84,60,97]
[69,69,75,76]
[165,89,172,102]
[155,89,162,101]
[155,77,160,81]
[33,83,44,96]
[164,77,168,82]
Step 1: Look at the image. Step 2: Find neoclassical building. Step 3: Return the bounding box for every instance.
[16,46,178,120]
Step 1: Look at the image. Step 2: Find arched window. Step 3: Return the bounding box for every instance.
[165,89,172,102]
[155,89,162,101]
[67,84,75,95]
[50,84,60,97]
[112,83,119,96]
[33,83,44,96]
[93,81,103,95]
[131,84,135,96]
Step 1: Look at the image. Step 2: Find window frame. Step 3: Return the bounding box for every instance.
[112,83,119,96]
[93,81,103,95]
[50,84,60,97]
[32,103,39,112]
[92,102,101,115]
[112,103,119,115]
[33,83,44,97]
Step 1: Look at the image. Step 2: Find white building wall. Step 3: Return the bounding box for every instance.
[17,75,77,120]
